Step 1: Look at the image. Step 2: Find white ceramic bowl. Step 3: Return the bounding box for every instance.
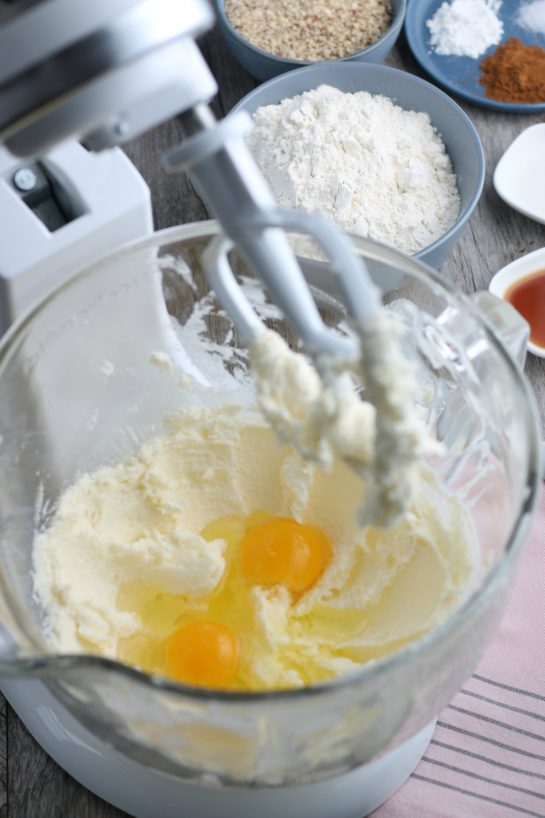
[494,124,545,225]
[489,247,545,358]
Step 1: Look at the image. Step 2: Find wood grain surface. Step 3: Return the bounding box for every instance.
[3,23,544,818]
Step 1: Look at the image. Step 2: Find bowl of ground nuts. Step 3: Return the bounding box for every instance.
[214,0,406,82]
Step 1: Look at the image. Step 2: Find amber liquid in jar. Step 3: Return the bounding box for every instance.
[505,269,545,349]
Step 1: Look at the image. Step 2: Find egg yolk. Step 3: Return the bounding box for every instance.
[165,621,239,687]
[240,517,332,593]
[118,512,334,689]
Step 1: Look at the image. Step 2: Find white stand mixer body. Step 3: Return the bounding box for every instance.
[0,141,153,334]
[4,678,435,818]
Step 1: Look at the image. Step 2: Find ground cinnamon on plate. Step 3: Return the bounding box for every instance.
[480,37,545,103]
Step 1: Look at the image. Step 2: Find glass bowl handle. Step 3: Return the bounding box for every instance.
[471,291,545,478]
[470,291,529,369]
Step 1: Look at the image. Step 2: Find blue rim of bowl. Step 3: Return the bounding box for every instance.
[404,2,545,114]
[231,62,486,260]
[213,0,407,68]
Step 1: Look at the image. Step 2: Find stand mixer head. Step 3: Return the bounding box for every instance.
[0,0,217,155]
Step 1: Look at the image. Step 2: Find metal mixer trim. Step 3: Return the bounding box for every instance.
[0,0,213,137]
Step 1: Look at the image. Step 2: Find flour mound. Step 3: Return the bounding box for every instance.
[247,85,460,255]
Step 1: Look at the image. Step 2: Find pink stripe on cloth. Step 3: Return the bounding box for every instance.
[372,487,545,818]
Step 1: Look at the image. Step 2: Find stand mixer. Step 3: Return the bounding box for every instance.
[0,3,541,818]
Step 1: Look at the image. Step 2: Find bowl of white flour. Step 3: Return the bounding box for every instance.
[231,62,485,268]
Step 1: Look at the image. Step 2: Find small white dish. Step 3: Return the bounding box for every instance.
[493,124,545,224]
[489,247,545,358]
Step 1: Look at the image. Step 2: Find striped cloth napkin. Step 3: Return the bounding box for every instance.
[373,487,545,818]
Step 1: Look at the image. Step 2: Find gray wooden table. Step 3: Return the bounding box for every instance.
[2,25,544,818]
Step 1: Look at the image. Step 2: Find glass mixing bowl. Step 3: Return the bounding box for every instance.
[0,222,539,787]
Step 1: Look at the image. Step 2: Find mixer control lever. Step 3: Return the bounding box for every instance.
[10,161,84,233]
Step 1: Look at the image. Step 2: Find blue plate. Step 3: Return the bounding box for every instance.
[405,0,545,112]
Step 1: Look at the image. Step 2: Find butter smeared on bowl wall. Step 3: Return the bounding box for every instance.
[33,404,478,691]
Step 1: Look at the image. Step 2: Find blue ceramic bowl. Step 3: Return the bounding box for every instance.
[214,0,407,82]
[231,62,485,268]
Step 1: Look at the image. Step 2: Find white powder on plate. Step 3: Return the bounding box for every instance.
[516,0,545,34]
[426,0,503,59]
[247,85,460,255]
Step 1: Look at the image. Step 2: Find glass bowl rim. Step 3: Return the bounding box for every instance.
[0,220,540,704]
